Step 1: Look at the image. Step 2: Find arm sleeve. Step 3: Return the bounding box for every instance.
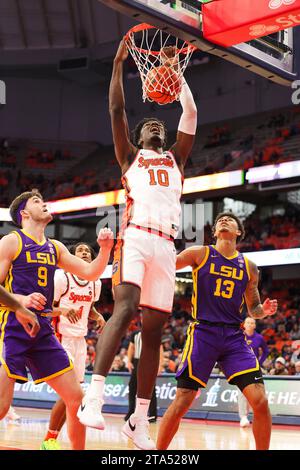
[259,336,269,365]
[53,270,68,303]
[178,78,197,135]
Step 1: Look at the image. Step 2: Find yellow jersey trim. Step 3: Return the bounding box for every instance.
[191,246,210,320]
[227,357,260,383]
[0,309,9,363]
[0,309,27,381]
[11,231,23,261]
[21,229,46,246]
[212,245,239,260]
[49,239,60,263]
[244,256,251,281]
[191,270,198,320]
[0,361,29,382]
[181,324,192,364]
[34,358,73,384]
[193,246,210,274]
[187,323,207,387]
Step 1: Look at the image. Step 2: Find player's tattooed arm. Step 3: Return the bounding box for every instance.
[244,261,278,319]
[176,245,207,270]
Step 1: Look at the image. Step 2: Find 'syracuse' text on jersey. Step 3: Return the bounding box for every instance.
[54,270,101,337]
[121,149,183,238]
[192,245,251,324]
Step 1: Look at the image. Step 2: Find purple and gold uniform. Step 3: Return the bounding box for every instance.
[0,229,73,383]
[245,331,269,366]
[176,245,260,388]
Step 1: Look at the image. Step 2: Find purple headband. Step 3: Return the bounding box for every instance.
[16,200,28,226]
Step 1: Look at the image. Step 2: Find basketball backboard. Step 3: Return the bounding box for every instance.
[99,0,298,86]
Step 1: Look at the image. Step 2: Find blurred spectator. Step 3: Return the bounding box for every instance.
[294,361,300,376]
[111,355,128,372]
[269,357,289,375]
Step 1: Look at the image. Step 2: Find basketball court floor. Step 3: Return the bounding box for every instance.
[0,407,299,450]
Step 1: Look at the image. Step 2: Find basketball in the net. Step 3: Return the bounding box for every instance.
[144,65,182,105]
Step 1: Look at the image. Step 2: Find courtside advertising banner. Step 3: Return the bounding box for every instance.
[13,374,300,421]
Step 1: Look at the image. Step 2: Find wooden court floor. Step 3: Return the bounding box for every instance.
[0,407,299,450]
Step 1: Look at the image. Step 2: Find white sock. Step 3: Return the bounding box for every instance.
[134,397,150,419]
[88,374,105,399]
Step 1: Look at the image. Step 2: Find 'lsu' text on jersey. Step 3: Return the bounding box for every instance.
[3,229,59,316]
[0,229,74,383]
[192,245,251,324]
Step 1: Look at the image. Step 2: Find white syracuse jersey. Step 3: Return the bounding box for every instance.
[54,269,101,337]
[122,149,183,238]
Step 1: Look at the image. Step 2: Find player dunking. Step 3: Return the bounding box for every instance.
[0,190,113,450]
[78,38,197,450]
[157,213,277,451]
[41,242,104,450]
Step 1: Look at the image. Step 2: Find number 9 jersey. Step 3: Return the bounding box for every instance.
[3,229,59,317]
[0,229,73,384]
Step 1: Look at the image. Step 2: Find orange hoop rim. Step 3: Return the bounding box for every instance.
[125,23,197,56]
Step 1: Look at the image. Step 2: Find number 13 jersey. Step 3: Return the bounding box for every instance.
[192,245,251,324]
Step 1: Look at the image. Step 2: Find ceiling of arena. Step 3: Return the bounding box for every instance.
[0,0,134,58]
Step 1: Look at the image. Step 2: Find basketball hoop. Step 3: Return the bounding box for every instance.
[125,23,197,105]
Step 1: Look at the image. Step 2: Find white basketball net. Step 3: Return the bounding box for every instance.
[126,24,196,104]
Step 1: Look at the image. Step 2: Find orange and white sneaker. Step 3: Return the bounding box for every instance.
[77,396,105,430]
[122,415,156,450]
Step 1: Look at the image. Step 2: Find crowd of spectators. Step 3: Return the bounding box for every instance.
[1,106,300,204]
[240,210,300,251]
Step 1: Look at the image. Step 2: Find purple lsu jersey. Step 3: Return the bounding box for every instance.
[0,229,73,383]
[245,331,269,365]
[191,245,251,324]
[176,245,260,388]
[4,229,58,315]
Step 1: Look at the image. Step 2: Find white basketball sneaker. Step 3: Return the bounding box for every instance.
[122,415,156,450]
[77,396,105,430]
[240,416,250,428]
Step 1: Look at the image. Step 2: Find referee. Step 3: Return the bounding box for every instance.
[125,329,163,422]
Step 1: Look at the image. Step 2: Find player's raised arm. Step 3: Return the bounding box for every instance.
[109,38,137,172]
[161,47,197,169]
[173,77,197,169]
[176,245,207,271]
[54,228,114,282]
[244,260,278,319]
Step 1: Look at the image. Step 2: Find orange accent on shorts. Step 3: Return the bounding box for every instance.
[52,317,62,342]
